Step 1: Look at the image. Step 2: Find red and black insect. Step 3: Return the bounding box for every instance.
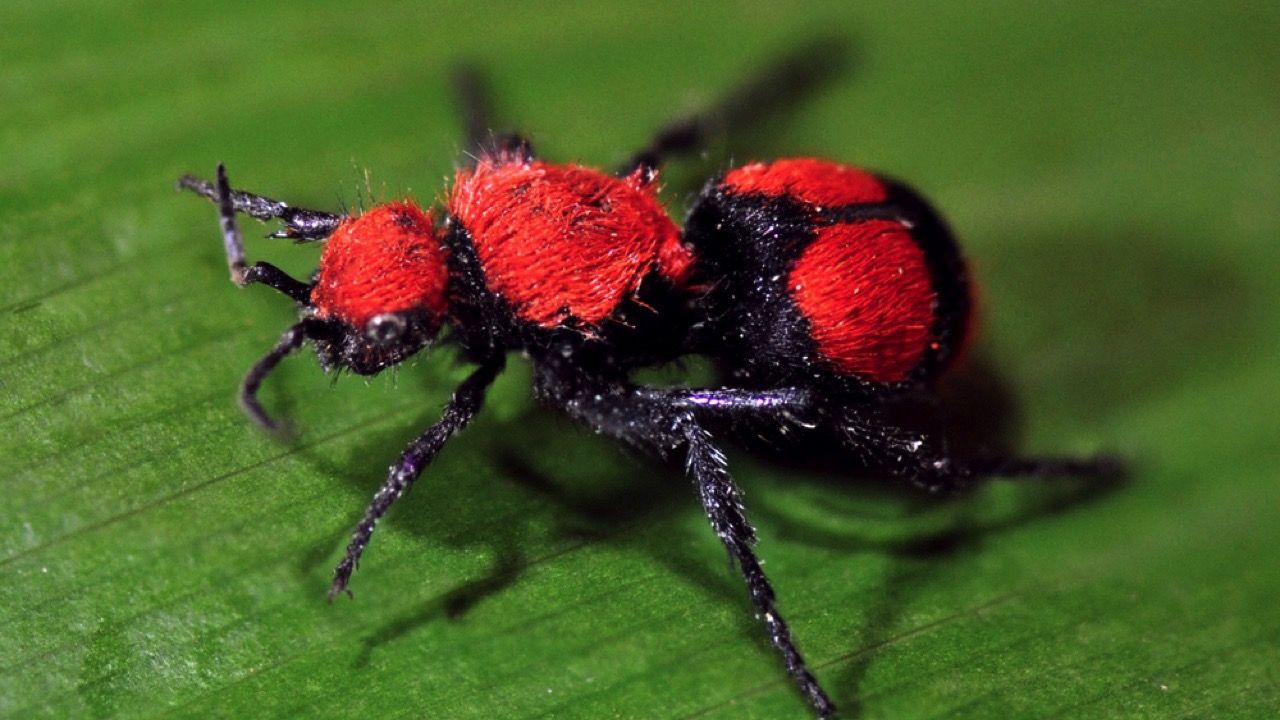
[178,45,1116,719]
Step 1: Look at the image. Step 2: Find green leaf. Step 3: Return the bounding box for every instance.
[4,2,1278,718]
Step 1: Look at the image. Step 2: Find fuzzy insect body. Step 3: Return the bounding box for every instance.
[684,158,971,391]
[448,157,692,331]
[178,44,1115,720]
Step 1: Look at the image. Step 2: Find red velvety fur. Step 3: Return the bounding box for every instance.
[311,202,449,327]
[450,160,691,328]
[724,158,888,206]
[789,220,935,382]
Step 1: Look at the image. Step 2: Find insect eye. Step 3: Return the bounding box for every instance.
[365,313,407,344]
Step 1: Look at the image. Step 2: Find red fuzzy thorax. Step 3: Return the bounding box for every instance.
[448,159,691,328]
[789,221,935,382]
[723,158,889,207]
[311,202,449,328]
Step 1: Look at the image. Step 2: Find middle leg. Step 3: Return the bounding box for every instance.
[534,361,839,718]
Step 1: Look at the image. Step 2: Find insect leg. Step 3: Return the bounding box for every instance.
[329,354,506,599]
[178,164,344,244]
[237,318,331,432]
[533,361,837,718]
[620,37,852,177]
[636,386,1121,492]
[450,64,535,165]
[682,416,838,718]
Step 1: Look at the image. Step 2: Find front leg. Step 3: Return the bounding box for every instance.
[330,355,506,598]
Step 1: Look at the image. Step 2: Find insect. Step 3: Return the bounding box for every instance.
[178,44,1116,719]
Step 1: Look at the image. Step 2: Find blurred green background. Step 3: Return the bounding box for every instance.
[3,2,1277,718]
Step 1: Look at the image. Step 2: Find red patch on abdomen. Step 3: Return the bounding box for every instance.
[449,160,689,328]
[311,202,448,328]
[789,221,935,382]
[724,158,888,207]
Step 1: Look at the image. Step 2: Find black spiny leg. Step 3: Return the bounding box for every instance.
[545,369,1118,715]
[451,64,534,165]
[452,63,496,160]
[837,410,1122,493]
[637,385,1121,492]
[533,361,837,718]
[329,355,507,599]
[177,164,335,299]
[963,455,1124,480]
[178,164,343,241]
[620,37,851,177]
[682,418,837,718]
[236,317,335,433]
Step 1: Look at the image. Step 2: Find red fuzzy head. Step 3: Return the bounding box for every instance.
[789,220,936,382]
[311,202,449,330]
[449,159,690,329]
[723,158,888,207]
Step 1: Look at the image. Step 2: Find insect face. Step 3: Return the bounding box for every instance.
[308,202,449,374]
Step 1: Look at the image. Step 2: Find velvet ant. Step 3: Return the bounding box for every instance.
[178,43,1117,719]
